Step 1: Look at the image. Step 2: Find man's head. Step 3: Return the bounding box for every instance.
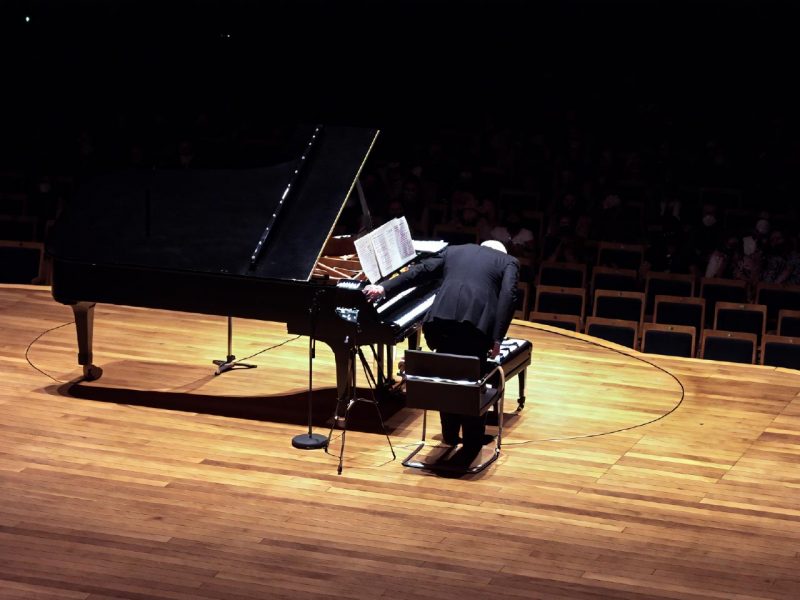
[481,240,507,253]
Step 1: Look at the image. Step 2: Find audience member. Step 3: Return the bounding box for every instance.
[705,234,742,279]
[542,214,586,264]
[489,211,535,258]
[761,230,795,284]
[642,216,696,275]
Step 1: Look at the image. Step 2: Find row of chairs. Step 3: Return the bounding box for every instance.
[519,283,800,337]
[530,313,800,368]
[527,300,800,342]
[518,267,800,328]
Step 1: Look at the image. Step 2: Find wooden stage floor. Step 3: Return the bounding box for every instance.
[2,283,800,599]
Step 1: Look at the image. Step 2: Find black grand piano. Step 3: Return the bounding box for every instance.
[47,126,438,404]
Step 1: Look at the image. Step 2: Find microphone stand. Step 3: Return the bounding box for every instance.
[292,289,329,449]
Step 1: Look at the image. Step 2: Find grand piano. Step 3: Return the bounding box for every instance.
[47,125,438,404]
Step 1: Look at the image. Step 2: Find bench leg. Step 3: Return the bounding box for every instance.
[517,367,527,410]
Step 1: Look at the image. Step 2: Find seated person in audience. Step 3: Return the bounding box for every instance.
[743,216,770,257]
[706,232,762,296]
[761,229,789,283]
[688,202,722,267]
[705,233,743,279]
[447,200,492,241]
[489,211,535,258]
[641,216,697,276]
[363,241,519,452]
[547,192,583,233]
[787,235,800,286]
[761,229,797,284]
[542,214,586,263]
[590,193,640,243]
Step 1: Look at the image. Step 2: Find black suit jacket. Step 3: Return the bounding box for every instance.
[382,244,519,343]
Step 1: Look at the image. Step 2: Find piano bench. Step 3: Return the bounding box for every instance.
[491,338,533,410]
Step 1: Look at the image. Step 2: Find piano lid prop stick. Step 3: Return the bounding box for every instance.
[249,125,324,269]
[316,262,351,279]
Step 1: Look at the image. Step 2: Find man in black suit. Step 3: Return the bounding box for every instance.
[364,241,519,450]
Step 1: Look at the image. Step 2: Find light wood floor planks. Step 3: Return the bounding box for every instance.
[2,283,800,600]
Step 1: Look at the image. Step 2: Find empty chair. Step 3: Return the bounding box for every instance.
[756,283,800,330]
[0,240,44,284]
[761,335,800,370]
[778,309,800,337]
[537,261,586,289]
[641,323,696,358]
[713,302,767,344]
[596,242,645,271]
[699,277,748,327]
[644,271,695,316]
[527,311,582,332]
[591,266,639,295]
[534,285,586,320]
[585,316,639,349]
[514,282,530,320]
[701,329,757,364]
[593,290,645,329]
[654,295,705,340]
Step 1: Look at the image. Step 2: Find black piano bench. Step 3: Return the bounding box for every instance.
[491,337,533,410]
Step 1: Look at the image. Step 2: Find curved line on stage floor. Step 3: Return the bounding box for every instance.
[502,320,685,445]
[24,316,687,443]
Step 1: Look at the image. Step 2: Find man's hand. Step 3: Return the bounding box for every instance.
[490,340,502,359]
[363,284,385,302]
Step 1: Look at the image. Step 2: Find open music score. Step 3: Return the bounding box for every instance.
[354,217,416,283]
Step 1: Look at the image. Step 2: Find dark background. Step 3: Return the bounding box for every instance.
[2,0,797,142]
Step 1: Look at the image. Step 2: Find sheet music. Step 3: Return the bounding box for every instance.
[412,240,448,254]
[353,234,382,283]
[354,217,417,283]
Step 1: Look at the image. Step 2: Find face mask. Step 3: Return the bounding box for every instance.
[702,214,716,227]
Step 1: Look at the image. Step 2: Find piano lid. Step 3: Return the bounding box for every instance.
[47,126,379,282]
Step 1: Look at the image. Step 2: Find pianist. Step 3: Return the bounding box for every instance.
[364,240,519,450]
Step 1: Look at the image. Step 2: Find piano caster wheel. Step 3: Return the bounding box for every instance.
[82,364,103,381]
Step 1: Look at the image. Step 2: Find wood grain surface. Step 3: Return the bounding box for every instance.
[2,284,799,600]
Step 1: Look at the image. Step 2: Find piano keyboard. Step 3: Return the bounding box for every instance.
[376,286,416,314]
[393,293,436,327]
[490,338,527,363]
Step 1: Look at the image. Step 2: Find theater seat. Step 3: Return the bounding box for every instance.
[761,335,800,370]
[700,329,756,364]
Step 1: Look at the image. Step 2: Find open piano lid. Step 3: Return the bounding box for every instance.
[47,126,379,282]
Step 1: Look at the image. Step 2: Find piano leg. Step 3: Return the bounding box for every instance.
[71,302,103,381]
[408,328,420,351]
